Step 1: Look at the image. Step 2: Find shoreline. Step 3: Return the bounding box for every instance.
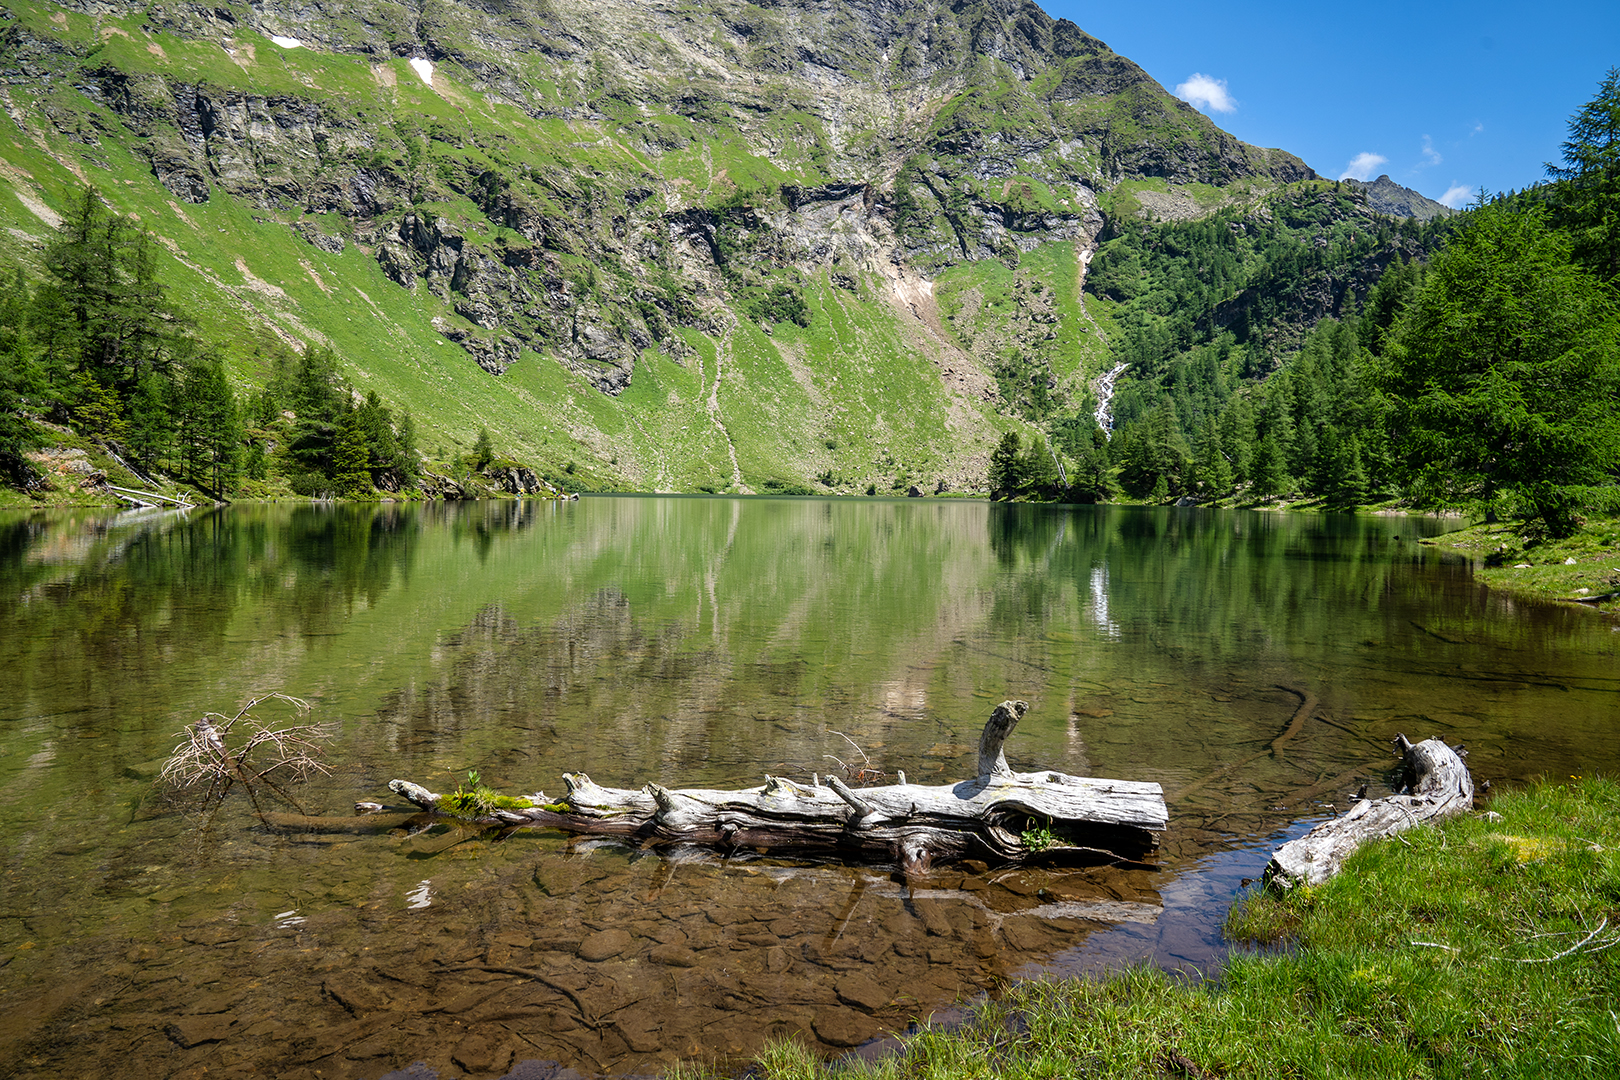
[728,776,1620,1080]
[1417,515,1620,618]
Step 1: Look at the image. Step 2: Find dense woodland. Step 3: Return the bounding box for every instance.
[992,69,1620,537]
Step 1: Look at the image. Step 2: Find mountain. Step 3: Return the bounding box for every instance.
[1344,175,1454,222]
[1,0,1380,496]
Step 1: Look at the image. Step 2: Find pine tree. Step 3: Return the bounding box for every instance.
[1193,415,1233,499]
[1324,432,1368,510]
[176,357,242,493]
[1547,67,1620,281]
[1063,422,1115,503]
[1017,437,1061,499]
[332,405,371,497]
[1250,430,1289,500]
[472,426,495,470]
[357,391,400,482]
[292,344,345,424]
[0,270,41,480]
[70,369,127,443]
[285,344,347,479]
[124,372,174,474]
[244,439,267,481]
[394,410,420,485]
[1383,202,1620,534]
[987,431,1023,499]
[34,187,179,394]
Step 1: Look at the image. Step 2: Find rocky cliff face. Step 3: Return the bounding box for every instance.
[1345,174,1454,222]
[1,0,1352,493]
[11,0,1312,394]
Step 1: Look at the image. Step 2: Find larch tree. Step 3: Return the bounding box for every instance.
[1548,67,1620,282]
[1382,202,1620,535]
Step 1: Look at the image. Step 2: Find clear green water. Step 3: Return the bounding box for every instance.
[0,497,1615,1078]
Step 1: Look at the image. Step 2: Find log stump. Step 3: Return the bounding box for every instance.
[1265,734,1474,889]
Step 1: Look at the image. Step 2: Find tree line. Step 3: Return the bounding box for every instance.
[994,69,1620,538]
[0,188,421,498]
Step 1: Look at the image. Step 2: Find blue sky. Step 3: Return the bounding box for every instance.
[1041,0,1620,208]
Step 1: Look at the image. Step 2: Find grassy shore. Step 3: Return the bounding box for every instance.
[741,778,1620,1079]
[1419,514,1620,617]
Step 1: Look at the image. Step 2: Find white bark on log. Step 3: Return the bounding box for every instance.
[1265,734,1474,889]
[386,700,1167,871]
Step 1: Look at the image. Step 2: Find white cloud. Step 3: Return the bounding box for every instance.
[1421,135,1441,167]
[1174,73,1236,114]
[1439,184,1473,209]
[1339,153,1388,181]
[1471,121,1484,136]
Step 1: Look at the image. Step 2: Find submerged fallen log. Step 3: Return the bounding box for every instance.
[1264,734,1474,889]
[387,700,1167,874]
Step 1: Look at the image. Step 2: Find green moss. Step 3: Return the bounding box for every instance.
[437,769,535,819]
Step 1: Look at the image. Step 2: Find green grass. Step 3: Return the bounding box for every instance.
[1420,514,1620,615]
[719,778,1620,1079]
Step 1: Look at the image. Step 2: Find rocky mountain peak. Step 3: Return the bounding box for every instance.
[1344,174,1454,222]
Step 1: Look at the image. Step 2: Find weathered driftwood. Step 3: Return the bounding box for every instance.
[1265,734,1474,889]
[387,700,1167,874]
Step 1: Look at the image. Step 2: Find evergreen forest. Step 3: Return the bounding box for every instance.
[991,69,1620,537]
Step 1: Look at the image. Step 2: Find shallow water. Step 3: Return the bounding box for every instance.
[0,497,1615,1078]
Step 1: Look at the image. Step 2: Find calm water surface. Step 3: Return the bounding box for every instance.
[1,497,1615,1078]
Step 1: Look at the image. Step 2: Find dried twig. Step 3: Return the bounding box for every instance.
[160,693,332,816]
[1413,917,1619,963]
[1495,918,1612,964]
[824,730,889,786]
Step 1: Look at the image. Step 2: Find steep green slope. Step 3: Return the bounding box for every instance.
[0,0,1322,493]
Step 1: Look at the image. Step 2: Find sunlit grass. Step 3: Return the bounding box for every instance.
[728,778,1620,1079]
[1422,514,1620,614]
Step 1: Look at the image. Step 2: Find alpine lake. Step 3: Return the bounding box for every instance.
[1,496,1616,1080]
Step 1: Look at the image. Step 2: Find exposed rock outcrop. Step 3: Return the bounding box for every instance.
[1344,174,1454,222]
[11,0,1318,402]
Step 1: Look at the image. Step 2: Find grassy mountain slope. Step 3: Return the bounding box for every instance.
[1,0,1327,493]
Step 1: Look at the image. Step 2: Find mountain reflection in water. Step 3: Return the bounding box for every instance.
[1,497,1615,1078]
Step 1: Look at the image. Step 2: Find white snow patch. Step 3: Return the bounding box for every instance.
[269,35,303,49]
[409,57,434,87]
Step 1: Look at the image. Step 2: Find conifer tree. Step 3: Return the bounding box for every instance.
[0,270,41,480]
[987,431,1025,499]
[34,187,179,395]
[1547,67,1620,281]
[176,356,242,493]
[70,370,127,444]
[332,405,371,497]
[357,391,401,482]
[1062,421,1115,503]
[285,344,347,479]
[1249,430,1290,501]
[124,372,174,474]
[1383,202,1620,534]
[1324,431,1368,509]
[394,410,420,485]
[1193,415,1233,499]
